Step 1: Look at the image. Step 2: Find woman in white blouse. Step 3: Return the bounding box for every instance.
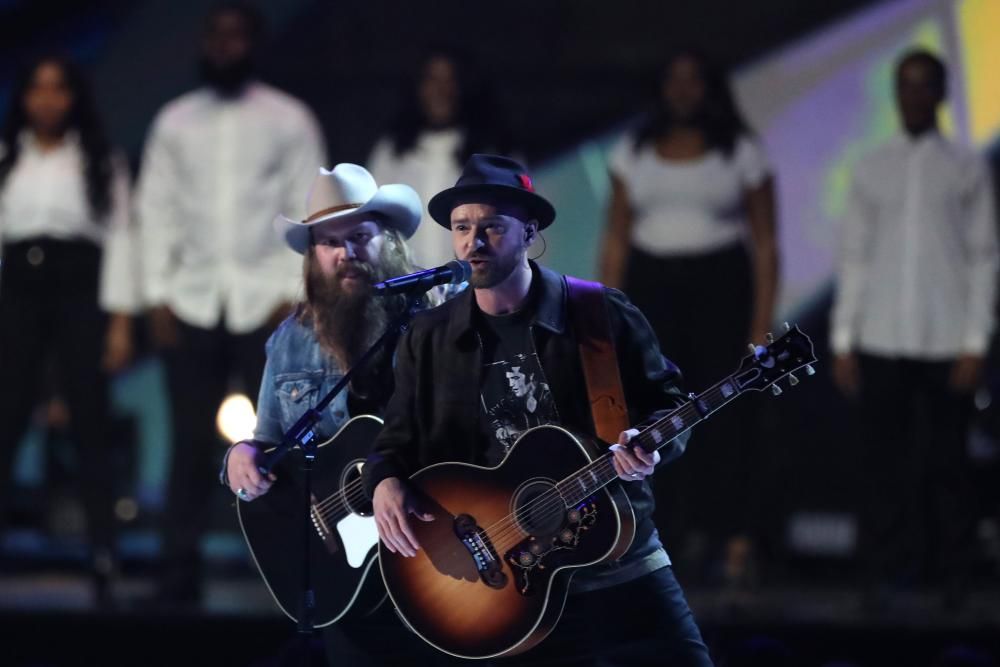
[368,48,511,269]
[600,49,779,588]
[0,55,138,603]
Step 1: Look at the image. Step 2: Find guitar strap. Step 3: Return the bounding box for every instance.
[564,276,630,444]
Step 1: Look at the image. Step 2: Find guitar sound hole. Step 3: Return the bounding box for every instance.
[512,480,565,537]
[340,458,372,516]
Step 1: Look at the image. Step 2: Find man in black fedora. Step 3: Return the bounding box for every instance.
[364,154,713,665]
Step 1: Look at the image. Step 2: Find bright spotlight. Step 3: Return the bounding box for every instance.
[216,393,257,444]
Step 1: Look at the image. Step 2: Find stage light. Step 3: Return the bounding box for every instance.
[115,497,139,522]
[216,393,257,444]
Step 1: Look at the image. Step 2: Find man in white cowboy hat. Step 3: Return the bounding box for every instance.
[222,163,451,665]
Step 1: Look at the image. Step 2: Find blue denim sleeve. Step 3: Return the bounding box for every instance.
[252,331,284,446]
[219,327,281,487]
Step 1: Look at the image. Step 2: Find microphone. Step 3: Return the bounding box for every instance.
[373,259,471,296]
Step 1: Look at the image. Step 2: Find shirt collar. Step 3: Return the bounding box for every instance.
[447,261,568,343]
[18,129,81,155]
[895,127,942,149]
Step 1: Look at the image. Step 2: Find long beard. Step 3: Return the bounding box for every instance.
[304,244,412,370]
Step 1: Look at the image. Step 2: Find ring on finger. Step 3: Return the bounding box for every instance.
[236,487,251,501]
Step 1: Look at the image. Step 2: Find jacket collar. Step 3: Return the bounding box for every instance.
[447,260,567,342]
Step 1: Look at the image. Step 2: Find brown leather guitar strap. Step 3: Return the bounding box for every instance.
[565,276,630,444]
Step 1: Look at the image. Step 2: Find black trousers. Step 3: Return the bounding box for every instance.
[159,316,269,591]
[857,353,975,585]
[624,244,757,564]
[0,239,115,555]
[493,566,712,667]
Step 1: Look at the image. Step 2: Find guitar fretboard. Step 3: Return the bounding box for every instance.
[555,370,755,507]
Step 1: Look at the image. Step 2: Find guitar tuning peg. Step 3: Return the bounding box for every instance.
[788,373,799,386]
[765,332,774,343]
[771,384,783,396]
[805,364,815,376]
[784,322,791,331]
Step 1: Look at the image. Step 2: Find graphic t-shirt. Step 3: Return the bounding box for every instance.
[477,304,558,465]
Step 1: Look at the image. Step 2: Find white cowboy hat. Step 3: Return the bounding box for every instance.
[275,163,422,254]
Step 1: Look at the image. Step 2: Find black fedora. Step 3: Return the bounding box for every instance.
[428,154,556,229]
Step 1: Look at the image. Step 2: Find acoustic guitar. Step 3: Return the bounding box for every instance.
[379,326,817,658]
[237,414,385,626]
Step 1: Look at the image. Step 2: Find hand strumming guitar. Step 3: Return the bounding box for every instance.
[373,477,434,557]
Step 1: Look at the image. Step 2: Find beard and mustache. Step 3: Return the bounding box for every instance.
[303,237,413,371]
[465,244,525,289]
[199,56,254,97]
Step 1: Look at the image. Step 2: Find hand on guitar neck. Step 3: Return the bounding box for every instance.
[373,477,435,557]
[609,428,659,481]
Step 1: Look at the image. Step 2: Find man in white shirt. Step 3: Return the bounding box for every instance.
[136,2,325,605]
[831,50,998,606]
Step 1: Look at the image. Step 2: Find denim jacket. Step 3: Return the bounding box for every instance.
[252,314,352,445]
[219,314,351,485]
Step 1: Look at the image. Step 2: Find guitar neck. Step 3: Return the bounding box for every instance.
[556,374,746,507]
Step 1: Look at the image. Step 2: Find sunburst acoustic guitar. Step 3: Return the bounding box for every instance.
[378,326,817,658]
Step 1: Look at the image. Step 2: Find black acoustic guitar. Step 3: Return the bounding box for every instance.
[237,414,385,626]
[379,326,817,658]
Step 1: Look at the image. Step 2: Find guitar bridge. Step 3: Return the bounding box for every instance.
[310,505,330,540]
[310,502,340,555]
[454,513,507,589]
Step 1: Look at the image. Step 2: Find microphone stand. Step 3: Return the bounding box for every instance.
[256,291,423,665]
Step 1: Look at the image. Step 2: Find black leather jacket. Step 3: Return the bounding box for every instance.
[363,262,691,562]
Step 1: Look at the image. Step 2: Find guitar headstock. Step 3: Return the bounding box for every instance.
[734,324,818,395]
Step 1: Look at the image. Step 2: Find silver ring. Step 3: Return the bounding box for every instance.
[236,487,251,501]
[631,472,641,478]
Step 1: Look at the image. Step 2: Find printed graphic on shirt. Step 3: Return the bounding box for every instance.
[481,350,557,462]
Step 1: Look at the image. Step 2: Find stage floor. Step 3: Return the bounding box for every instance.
[2,570,998,667]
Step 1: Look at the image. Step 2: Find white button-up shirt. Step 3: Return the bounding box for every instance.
[0,131,139,313]
[831,131,998,359]
[368,129,463,269]
[136,82,325,334]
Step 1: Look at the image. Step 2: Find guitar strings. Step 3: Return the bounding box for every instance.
[309,387,729,551]
[476,402,706,552]
[312,400,709,555]
[483,385,739,551]
[488,386,735,551]
[481,401,702,537]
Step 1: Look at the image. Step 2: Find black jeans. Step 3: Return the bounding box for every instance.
[857,353,975,586]
[624,244,758,565]
[496,566,713,667]
[159,316,270,592]
[0,239,115,556]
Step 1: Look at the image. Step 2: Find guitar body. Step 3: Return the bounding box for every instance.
[237,414,385,626]
[379,425,636,659]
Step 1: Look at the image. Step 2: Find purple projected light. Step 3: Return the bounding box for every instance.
[732,0,960,316]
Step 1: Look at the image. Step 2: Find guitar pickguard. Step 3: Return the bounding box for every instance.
[504,497,598,596]
[335,513,380,568]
